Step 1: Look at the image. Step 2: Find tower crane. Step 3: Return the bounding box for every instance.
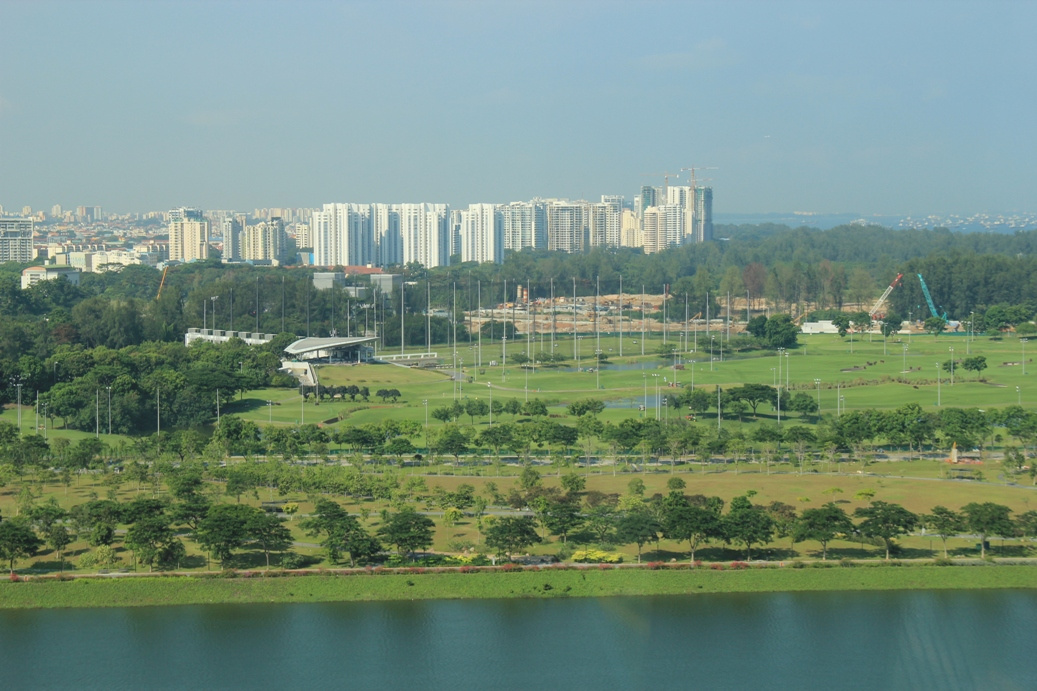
[156,265,170,299]
[681,166,719,189]
[868,273,903,320]
[640,172,683,199]
[917,273,948,322]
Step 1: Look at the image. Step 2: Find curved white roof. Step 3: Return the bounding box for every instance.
[283,336,376,356]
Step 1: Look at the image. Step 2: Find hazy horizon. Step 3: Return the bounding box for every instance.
[2,0,1034,217]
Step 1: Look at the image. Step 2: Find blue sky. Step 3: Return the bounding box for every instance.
[1,0,1034,216]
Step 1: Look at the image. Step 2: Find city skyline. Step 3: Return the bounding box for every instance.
[1,1,1034,216]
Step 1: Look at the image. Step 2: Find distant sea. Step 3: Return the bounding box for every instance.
[716,212,1037,233]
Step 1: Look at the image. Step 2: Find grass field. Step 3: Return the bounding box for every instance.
[224,330,1034,432]
[3,331,1036,582]
[3,464,1035,576]
[2,564,1035,609]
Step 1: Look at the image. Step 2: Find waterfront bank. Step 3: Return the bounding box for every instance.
[2,564,1035,609]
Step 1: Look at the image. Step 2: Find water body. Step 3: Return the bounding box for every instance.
[549,362,659,373]
[603,393,671,409]
[2,591,1034,690]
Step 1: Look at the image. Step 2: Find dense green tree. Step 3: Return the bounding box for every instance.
[923,317,946,337]
[617,509,661,563]
[924,506,965,558]
[70,499,123,547]
[0,518,42,574]
[961,502,1014,559]
[479,424,514,455]
[377,508,434,558]
[195,503,255,567]
[246,511,293,569]
[960,356,988,378]
[764,314,799,349]
[541,497,584,544]
[568,399,605,417]
[880,312,904,338]
[484,516,542,558]
[521,399,549,418]
[464,399,489,425]
[662,491,724,562]
[723,494,774,560]
[726,384,778,417]
[854,501,918,560]
[795,503,853,560]
[125,512,180,571]
[301,498,357,563]
[585,503,618,545]
[435,425,469,462]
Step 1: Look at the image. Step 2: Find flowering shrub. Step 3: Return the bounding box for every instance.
[458,565,477,574]
[500,562,521,572]
[647,562,664,570]
[571,549,624,564]
[693,560,703,569]
[709,563,725,571]
[730,562,749,570]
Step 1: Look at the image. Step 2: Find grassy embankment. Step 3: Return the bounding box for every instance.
[2,565,1035,610]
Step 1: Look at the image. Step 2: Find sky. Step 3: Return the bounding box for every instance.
[1,0,1034,216]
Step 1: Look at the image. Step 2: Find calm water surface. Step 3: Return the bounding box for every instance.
[2,591,1035,690]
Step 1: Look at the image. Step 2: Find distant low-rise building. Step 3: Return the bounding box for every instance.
[21,265,81,289]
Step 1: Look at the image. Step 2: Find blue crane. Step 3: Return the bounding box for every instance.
[917,273,948,322]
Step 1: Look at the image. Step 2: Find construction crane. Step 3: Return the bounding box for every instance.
[917,273,948,322]
[640,172,684,201]
[156,265,170,299]
[868,273,903,320]
[681,166,719,189]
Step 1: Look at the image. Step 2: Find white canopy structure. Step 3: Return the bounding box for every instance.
[282,336,376,363]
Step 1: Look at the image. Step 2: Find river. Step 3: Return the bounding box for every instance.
[2,591,1034,689]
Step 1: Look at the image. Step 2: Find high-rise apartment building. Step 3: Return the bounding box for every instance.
[169,207,203,223]
[0,217,34,262]
[168,208,210,262]
[400,203,450,268]
[221,216,243,261]
[372,203,402,267]
[642,205,684,254]
[547,201,587,253]
[693,187,713,243]
[242,218,287,262]
[589,196,623,247]
[312,203,374,268]
[460,203,503,264]
[620,209,640,247]
[500,201,548,252]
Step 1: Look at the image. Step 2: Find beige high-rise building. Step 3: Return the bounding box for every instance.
[620,209,640,247]
[242,219,286,262]
[169,219,210,261]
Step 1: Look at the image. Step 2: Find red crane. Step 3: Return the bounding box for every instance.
[868,273,903,320]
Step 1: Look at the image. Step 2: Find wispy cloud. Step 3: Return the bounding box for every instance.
[636,39,735,73]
